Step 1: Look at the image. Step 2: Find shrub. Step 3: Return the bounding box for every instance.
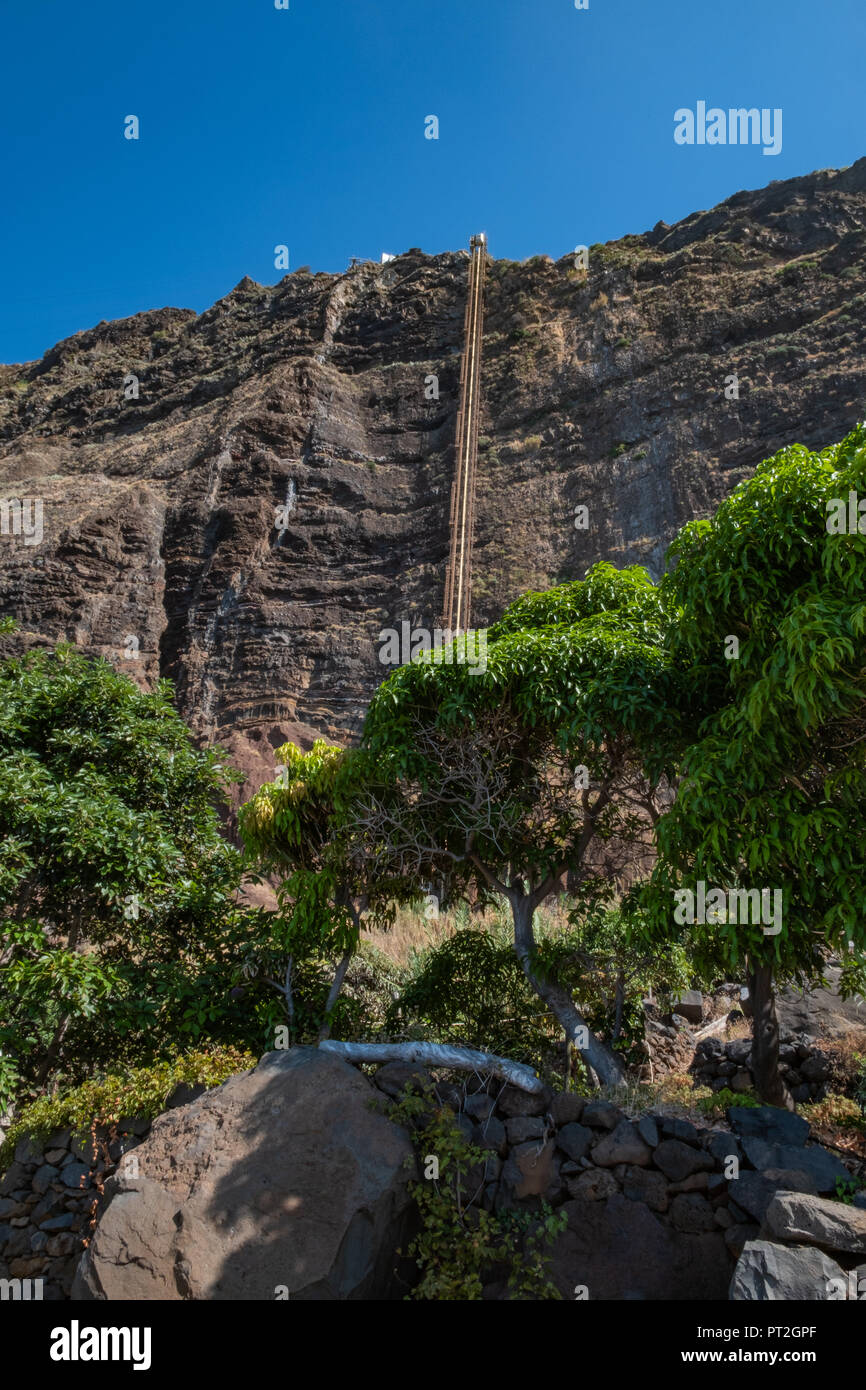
[833,1176,865,1205]
[390,1087,566,1300]
[0,641,252,1107]
[801,1092,865,1133]
[0,1045,255,1167]
[696,1088,762,1117]
[386,929,554,1067]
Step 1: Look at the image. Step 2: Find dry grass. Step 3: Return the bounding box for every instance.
[801,1094,866,1166]
[725,1016,752,1041]
[605,1073,715,1123]
[362,904,457,970]
[363,893,576,971]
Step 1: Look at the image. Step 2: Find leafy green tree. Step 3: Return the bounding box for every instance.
[355,564,684,1085]
[238,740,409,1040]
[386,905,693,1077]
[0,639,249,1106]
[646,426,866,1105]
[386,928,555,1065]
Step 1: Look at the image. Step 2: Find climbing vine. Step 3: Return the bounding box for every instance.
[389,1087,566,1300]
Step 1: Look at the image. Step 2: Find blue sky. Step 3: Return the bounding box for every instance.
[0,0,862,363]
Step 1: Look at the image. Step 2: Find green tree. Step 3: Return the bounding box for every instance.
[355,564,684,1085]
[238,740,408,1040]
[647,426,866,1105]
[0,639,247,1106]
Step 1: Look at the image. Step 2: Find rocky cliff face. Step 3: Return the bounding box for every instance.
[1,160,865,794]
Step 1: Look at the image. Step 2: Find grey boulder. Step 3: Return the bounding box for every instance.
[764,1190,866,1256]
[741,1137,849,1192]
[728,1106,810,1148]
[730,1239,846,1300]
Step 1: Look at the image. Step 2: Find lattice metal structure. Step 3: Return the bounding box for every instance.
[442,232,487,635]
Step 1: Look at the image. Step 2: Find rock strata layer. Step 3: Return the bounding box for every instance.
[2,162,866,794]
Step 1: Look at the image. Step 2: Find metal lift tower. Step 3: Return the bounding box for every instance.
[442,233,487,635]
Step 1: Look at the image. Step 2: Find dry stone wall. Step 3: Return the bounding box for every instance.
[3,1050,862,1301]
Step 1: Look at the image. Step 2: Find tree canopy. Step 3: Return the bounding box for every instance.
[0,640,248,1106]
[643,425,866,1101]
[351,563,685,1083]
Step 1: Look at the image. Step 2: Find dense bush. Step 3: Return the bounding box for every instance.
[387,928,555,1067]
[0,1044,256,1166]
[0,638,269,1108]
[386,902,697,1077]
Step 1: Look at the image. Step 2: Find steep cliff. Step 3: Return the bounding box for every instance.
[1,159,865,793]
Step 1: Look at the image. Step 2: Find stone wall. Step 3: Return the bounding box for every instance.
[1,1057,859,1301]
[364,1061,857,1300]
[0,1085,203,1299]
[692,1035,832,1103]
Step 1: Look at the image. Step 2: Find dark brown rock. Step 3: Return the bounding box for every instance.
[73,1047,416,1300]
[670,1193,717,1234]
[505,1116,546,1145]
[591,1120,652,1168]
[499,1140,560,1202]
[566,1168,620,1202]
[495,1083,552,1119]
[652,1140,715,1183]
[550,1092,585,1127]
[555,1122,594,1162]
[581,1101,625,1131]
[622,1165,669,1213]
[372,1061,432,1099]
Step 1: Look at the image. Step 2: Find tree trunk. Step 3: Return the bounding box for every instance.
[318,949,354,1042]
[747,962,793,1109]
[34,1013,72,1088]
[511,894,625,1087]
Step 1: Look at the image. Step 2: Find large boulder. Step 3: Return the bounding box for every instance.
[729,1168,818,1223]
[764,1191,866,1256]
[728,1106,810,1148]
[740,1137,849,1192]
[72,1048,417,1300]
[730,1239,846,1300]
[778,964,866,1042]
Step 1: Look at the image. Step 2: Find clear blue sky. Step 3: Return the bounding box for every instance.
[1,0,862,363]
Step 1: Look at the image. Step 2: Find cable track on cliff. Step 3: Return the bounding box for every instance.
[442,233,487,635]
